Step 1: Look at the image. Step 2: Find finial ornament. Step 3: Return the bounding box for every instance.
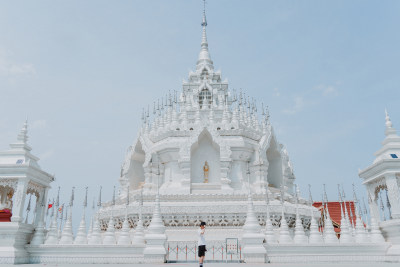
[341,183,346,199]
[197,0,213,70]
[55,186,60,207]
[69,187,75,207]
[385,108,392,127]
[202,0,207,27]
[352,183,358,203]
[323,184,328,202]
[112,185,116,206]
[157,163,161,196]
[261,103,265,116]
[126,186,130,206]
[97,186,102,207]
[308,184,313,205]
[337,184,343,202]
[384,108,397,136]
[83,187,88,207]
[17,119,29,144]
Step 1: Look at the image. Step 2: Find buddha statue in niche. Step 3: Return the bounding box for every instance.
[203,161,209,183]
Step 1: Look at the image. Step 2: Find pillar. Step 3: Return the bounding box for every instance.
[143,166,153,192]
[250,162,268,193]
[366,184,381,222]
[220,160,233,192]
[33,188,48,226]
[178,160,191,192]
[11,180,28,223]
[31,188,49,245]
[385,174,400,219]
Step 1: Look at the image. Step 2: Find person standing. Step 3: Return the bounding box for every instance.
[198,221,207,267]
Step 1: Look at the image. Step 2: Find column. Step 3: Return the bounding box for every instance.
[178,160,190,193]
[143,166,153,192]
[220,160,233,192]
[31,187,49,245]
[385,174,400,219]
[366,184,381,222]
[11,179,28,223]
[156,164,165,189]
[250,162,268,193]
[34,188,48,226]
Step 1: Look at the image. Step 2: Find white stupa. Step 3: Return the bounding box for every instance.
[96,7,316,241]
[1,3,398,265]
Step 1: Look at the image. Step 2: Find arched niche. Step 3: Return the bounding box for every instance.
[266,138,283,188]
[190,130,220,183]
[128,141,145,189]
[0,185,14,212]
[199,88,212,109]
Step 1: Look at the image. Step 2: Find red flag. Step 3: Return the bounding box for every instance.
[48,204,53,209]
[58,206,63,213]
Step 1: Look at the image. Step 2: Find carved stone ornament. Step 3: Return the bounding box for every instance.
[374,183,387,200]
[0,178,18,190]
[27,181,43,199]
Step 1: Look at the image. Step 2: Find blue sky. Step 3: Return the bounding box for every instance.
[1,0,400,218]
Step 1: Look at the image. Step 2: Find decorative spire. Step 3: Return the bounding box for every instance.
[97,186,102,208]
[367,192,385,243]
[112,185,116,206]
[132,187,145,245]
[323,184,339,243]
[117,187,131,245]
[74,187,88,245]
[83,187,88,208]
[384,109,397,136]
[196,0,213,71]
[126,186,130,206]
[69,187,75,207]
[17,119,29,144]
[293,185,307,244]
[44,200,59,245]
[308,184,313,204]
[338,184,353,243]
[59,193,74,244]
[55,186,60,208]
[278,184,292,244]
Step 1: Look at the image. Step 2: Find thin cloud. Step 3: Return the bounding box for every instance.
[315,84,339,96]
[39,149,55,161]
[273,88,280,97]
[7,63,36,76]
[282,83,340,115]
[283,96,305,115]
[31,119,47,130]
[0,48,36,77]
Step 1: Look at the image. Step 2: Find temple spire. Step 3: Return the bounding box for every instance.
[196,0,214,71]
[385,109,397,136]
[17,119,29,144]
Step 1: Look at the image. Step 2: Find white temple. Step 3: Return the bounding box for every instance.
[96,7,313,243]
[0,5,399,265]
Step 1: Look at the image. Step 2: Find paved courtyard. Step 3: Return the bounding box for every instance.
[3,263,399,267]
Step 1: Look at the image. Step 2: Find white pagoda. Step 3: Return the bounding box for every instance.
[1,4,399,265]
[97,8,315,241]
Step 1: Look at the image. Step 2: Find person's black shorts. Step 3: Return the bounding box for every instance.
[198,245,206,257]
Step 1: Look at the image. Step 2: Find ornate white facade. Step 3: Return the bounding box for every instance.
[0,7,399,265]
[98,9,310,239]
[359,110,400,255]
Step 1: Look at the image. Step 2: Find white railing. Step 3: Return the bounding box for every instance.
[166,240,242,262]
